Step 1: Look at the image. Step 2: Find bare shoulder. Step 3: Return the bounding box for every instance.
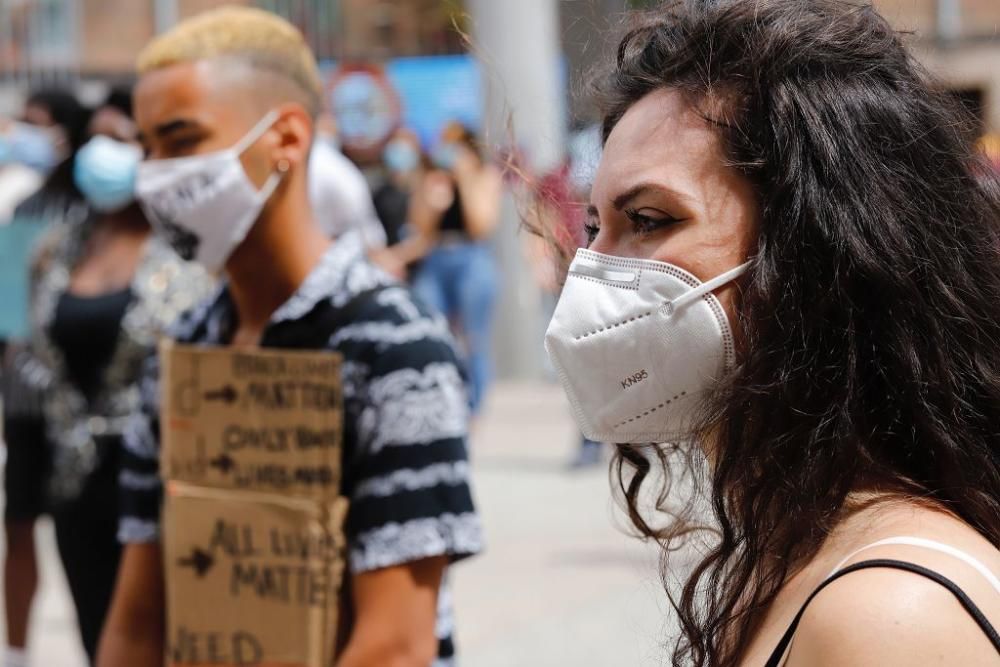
[786,508,1000,666]
[786,565,998,666]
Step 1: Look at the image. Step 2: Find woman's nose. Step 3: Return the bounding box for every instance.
[588,229,622,257]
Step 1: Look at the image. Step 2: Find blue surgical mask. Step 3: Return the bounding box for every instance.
[431,142,458,171]
[383,140,419,174]
[74,135,142,213]
[3,122,60,172]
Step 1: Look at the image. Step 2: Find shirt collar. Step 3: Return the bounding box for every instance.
[193,231,369,344]
[269,230,368,324]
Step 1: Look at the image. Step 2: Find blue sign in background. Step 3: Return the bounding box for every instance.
[322,55,482,149]
[385,55,482,148]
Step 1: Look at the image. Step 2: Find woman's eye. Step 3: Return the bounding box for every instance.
[624,208,680,235]
[583,222,600,246]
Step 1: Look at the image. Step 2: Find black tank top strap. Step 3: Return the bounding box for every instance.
[763,558,1000,667]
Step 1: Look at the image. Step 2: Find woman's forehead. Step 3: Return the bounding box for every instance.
[595,88,725,207]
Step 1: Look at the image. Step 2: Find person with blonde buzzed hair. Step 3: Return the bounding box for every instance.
[98,7,482,667]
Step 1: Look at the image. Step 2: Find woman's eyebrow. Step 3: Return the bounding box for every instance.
[611,182,696,211]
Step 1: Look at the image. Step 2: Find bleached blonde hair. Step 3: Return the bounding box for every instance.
[137,5,322,116]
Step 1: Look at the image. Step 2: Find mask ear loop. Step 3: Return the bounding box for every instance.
[257,157,290,199]
[233,109,282,156]
[662,261,751,317]
[236,109,287,199]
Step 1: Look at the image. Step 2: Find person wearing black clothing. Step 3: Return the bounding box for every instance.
[2,90,211,664]
[374,127,423,247]
[410,122,503,415]
[540,1,1000,665]
[370,127,443,282]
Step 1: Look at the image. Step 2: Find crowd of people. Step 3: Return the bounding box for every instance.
[0,8,505,664]
[0,1,998,666]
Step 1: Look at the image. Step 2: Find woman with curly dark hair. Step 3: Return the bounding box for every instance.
[543,1,1000,665]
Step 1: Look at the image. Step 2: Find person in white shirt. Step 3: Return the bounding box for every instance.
[307,137,386,248]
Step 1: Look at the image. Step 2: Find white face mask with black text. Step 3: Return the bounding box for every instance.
[135,110,284,273]
[545,248,749,444]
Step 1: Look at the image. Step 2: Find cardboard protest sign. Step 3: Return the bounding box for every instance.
[160,342,343,499]
[160,343,349,667]
[164,484,349,667]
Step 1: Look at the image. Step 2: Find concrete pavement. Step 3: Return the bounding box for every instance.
[1,382,675,666]
[453,382,670,666]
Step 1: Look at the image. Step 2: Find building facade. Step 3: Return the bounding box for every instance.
[0,0,466,111]
[562,0,1000,133]
[4,0,999,127]
[874,0,1000,131]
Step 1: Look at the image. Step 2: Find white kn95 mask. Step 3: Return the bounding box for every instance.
[545,248,749,444]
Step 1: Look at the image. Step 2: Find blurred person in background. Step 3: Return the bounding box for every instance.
[371,127,441,279]
[563,124,604,469]
[308,117,387,249]
[0,91,90,356]
[375,127,422,249]
[309,112,415,279]
[411,122,503,416]
[544,1,1000,665]
[0,120,44,225]
[1,88,90,667]
[2,89,212,666]
[529,158,603,469]
[98,8,480,667]
[9,90,91,222]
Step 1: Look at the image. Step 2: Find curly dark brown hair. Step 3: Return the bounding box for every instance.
[591,1,1000,665]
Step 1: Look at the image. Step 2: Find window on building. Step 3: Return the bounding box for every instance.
[0,0,78,81]
[254,0,341,60]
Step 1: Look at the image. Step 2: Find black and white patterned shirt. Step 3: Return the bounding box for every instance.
[118,232,482,665]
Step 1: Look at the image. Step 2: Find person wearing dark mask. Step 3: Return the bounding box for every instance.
[1,89,212,666]
[411,122,503,415]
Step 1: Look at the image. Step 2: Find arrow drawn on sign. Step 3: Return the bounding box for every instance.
[177,546,215,578]
[209,453,236,475]
[203,385,239,404]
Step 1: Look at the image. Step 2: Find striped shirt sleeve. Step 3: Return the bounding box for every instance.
[335,289,484,573]
[118,351,163,544]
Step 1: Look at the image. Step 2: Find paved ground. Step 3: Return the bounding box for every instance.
[1,382,675,666]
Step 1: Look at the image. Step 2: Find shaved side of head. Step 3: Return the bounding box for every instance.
[137,5,323,117]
